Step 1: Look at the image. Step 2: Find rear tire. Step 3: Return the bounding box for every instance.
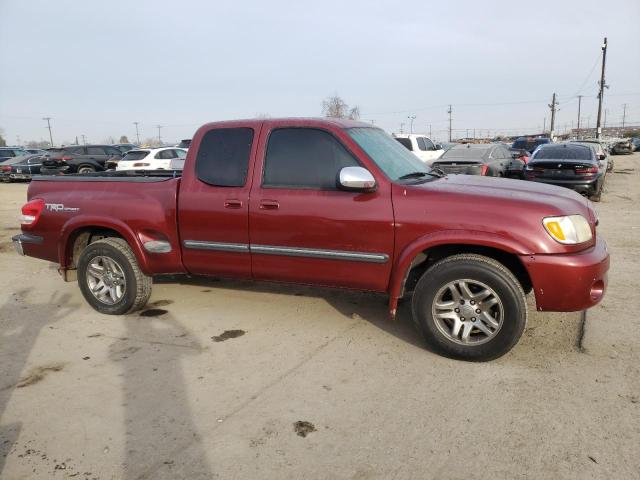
[411,254,527,361]
[77,238,152,315]
[78,165,96,174]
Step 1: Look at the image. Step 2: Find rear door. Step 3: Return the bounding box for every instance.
[178,122,261,278]
[248,123,394,291]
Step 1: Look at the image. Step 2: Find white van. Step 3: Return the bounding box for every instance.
[393,134,444,165]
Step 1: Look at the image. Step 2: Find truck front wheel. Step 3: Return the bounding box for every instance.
[412,254,527,361]
[77,238,152,315]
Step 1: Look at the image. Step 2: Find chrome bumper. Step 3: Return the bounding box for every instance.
[12,233,43,256]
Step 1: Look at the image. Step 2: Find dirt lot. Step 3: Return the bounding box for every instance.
[1,155,639,480]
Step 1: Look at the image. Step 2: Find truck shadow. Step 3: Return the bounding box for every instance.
[111,310,213,479]
[155,275,427,350]
[0,289,74,476]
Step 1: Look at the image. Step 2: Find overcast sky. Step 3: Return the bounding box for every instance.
[1,0,639,145]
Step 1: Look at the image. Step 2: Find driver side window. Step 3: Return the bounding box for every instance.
[263,128,359,189]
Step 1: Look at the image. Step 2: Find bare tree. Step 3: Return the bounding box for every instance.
[25,140,50,148]
[103,136,116,144]
[0,128,6,147]
[322,95,361,120]
[119,135,130,144]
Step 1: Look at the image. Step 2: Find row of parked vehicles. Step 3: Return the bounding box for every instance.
[0,144,188,181]
[391,133,627,202]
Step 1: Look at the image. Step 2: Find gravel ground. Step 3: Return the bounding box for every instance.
[1,154,638,480]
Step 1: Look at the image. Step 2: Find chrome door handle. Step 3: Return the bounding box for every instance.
[224,199,243,209]
[259,200,279,210]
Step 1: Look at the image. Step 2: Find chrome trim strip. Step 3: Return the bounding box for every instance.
[183,240,249,252]
[251,244,389,264]
[183,240,389,263]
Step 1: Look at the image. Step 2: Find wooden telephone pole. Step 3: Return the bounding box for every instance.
[595,37,608,139]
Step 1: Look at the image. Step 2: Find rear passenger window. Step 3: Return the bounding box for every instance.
[68,147,85,155]
[87,147,105,155]
[417,137,427,151]
[195,128,253,187]
[263,128,359,189]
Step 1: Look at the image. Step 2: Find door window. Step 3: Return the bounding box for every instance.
[195,127,254,187]
[416,137,427,151]
[263,128,359,189]
[87,146,106,155]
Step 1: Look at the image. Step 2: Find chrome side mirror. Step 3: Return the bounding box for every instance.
[338,166,376,192]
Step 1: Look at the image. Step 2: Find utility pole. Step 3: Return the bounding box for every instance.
[399,122,405,134]
[576,95,582,140]
[43,117,53,146]
[595,37,608,140]
[466,129,469,138]
[543,117,546,133]
[81,134,86,145]
[429,124,432,138]
[473,128,476,139]
[133,121,141,144]
[603,109,608,129]
[407,115,416,134]
[447,105,452,142]
[548,93,558,139]
[622,104,627,129]
[156,125,163,145]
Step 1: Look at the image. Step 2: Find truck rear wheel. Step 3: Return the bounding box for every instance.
[77,238,152,315]
[411,254,527,361]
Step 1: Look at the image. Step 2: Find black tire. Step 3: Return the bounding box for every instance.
[78,165,96,174]
[411,254,527,361]
[77,237,152,315]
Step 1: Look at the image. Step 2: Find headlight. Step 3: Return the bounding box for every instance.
[543,215,592,244]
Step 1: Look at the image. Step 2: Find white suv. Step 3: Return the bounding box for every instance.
[393,134,444,165]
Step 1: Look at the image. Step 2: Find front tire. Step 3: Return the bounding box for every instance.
[78,165,96,174]
[412,254,527,361]
[77,238,152,314]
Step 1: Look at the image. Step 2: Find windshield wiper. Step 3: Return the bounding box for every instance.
[398,169,445,181]
[398,171,429,180]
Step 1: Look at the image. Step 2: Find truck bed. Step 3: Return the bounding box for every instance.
[32,170,182,183]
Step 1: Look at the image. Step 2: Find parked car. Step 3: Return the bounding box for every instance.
[0,154,45,182]
[431,143,513,176]
[393,134,444,164]
[610,139,633,155]
[570,140,613,172]
[0,147,28,163]
[12,117,609,361]
[524,143,605,201]
[114,143,138,154]
[115,148,187,171]
[40,145,123,175]
[512,137,552,154]
[177,139,192,149]
[630,137,640,152]
[506,148,530,179]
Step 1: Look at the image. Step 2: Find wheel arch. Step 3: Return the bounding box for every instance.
[388,231,533,316]
[60,217,150,275]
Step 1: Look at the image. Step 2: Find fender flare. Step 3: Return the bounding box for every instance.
[58,215,151,274]
[387,229,533,316]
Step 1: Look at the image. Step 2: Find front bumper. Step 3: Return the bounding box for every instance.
[12,233,43,256]
[519,236,609,312]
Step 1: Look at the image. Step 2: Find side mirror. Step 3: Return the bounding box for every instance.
[338,166,376,192]
[598,154,606,160]
[434,144,443,150]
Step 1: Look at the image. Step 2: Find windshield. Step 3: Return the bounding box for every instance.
[347,128,430,181]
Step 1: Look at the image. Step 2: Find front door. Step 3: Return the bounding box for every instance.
[248,124,394,291]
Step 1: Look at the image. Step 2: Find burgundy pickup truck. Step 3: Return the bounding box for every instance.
[13,118,609,360]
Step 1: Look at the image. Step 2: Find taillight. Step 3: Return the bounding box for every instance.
[480,164,489,176]
[575,166,598,175]
[1,165,11,172]
[20,198,45,226]
[61,156,73,161]
[521,155,529,164]
[133,162,150,167]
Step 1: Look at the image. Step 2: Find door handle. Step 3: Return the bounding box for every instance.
[224,199,243,209]
[259,200,279,210]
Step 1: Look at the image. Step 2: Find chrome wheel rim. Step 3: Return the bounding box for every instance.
[86,256,126,305]
[431,279,504,345]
